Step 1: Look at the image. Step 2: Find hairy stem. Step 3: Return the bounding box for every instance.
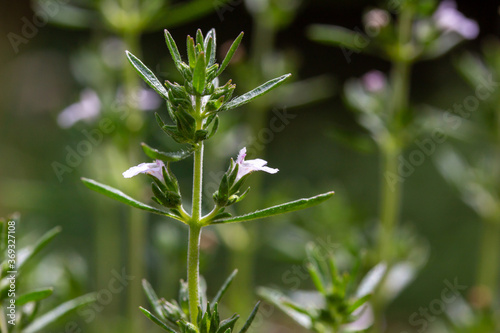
[187,224,202,323]
[188,95,204,325]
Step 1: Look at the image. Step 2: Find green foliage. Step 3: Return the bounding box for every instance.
[127,28,290,146]
[141,271,260,333]
[81,177,185,223]
[0,214,96,332]
[259,244,386,332]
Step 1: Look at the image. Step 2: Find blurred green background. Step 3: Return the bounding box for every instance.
[0,0,499,332]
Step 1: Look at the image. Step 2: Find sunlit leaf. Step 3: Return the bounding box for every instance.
[222,74,291,111]
[126,51,168,100]
[81,178,185,223]
[211,191,334,224]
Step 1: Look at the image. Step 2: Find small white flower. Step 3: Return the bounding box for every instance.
[123,160,165,180]
[235,147,279,181]
[433,0,479,40]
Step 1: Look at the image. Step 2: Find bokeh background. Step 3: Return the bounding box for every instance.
[0,0,499,332]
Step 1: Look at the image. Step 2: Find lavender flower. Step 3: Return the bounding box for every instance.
[433,0,479,40]
[235,147,279,181]
[123,160,165,180]
[362,70,387,93]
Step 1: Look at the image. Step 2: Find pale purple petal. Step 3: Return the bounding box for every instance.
[57,89,101,128]
[433,0,479,40]
[234,147,279,181]
[123,160,165,180]
[236,147,247,164]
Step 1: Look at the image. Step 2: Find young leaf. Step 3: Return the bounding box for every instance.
[222,74,291,111]
[193,51,207,95]
[81,178,185,223]
[216,32,244,77]
[211,191,334,224]
[141,143,193,162]
[23,293,96,333]
[204,28,216,66]
[126,51,168,100]
[142,279,165,319]
[307,263,326,295]
[217,314,239,333]
[164,30,183,71]
[347,294,371,315]
[211,269,238,308]
[16,288,54,306]
[17,226,62,272]
[238,301,260,333]
[140,307,177,332]
[187,36,196,68]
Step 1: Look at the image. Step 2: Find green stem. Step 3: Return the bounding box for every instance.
[192,143,204,222]
[378,145,402,262]
[187,224,202,324]
[373,5,414,332]
[188,95,205,325]
[476,217,500,297]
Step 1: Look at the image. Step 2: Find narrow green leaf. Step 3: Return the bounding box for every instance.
[204,28,216,66]
[222,74,291,111]
[196,29,204,46]
[23,293,96,333]
[217,314,239,333]
[126,51,168,99]
[238,301,260,333]
[207,116,219,139]
[307,24,372,53]
[211,191,334,224]
[141,143,193,162]
[164,30,183,71]
[16,288,53,306]
[142,280,167,321]
[211,269,237,308]
[347,294,371,315]
[187,36,196,68]
[216,32,243,77]
[193,51,206,95]
[140,307,176,332]
[18,226,62,271]
[81,178,185,223]
[307,263,326,295]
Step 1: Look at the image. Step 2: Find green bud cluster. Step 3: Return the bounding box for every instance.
[141,272,260,333]
[126,28,290,147]
[213,159,248,208]
[149,163,182,212]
